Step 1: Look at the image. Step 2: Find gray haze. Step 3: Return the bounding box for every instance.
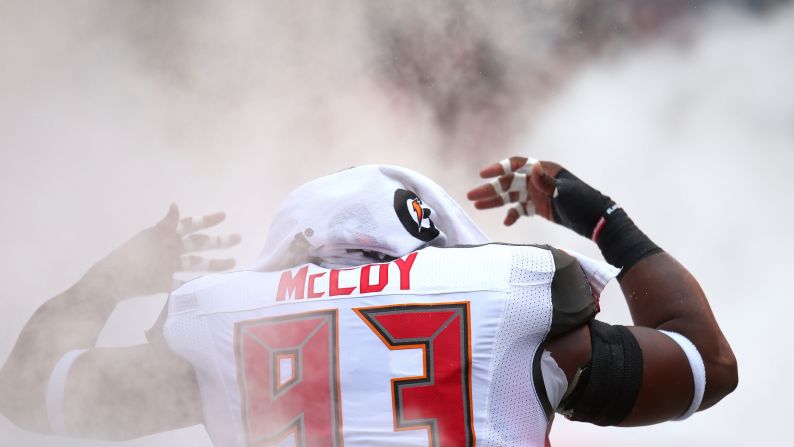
[1,1,792,446]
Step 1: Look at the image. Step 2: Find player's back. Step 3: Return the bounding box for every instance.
[164,244,594,447]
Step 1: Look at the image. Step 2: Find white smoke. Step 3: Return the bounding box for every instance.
[0,1,791,446]
[529,6,794,447]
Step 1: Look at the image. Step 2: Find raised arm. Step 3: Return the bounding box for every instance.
[468,157,737,425]
[0,205,239,439]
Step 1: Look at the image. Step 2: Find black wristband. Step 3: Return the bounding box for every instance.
[551,169,662,277]
[594,208,662,279]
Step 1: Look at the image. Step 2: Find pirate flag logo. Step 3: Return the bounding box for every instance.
[393,188,440,242]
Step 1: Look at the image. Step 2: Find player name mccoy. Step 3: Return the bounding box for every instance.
[276,252,418,302]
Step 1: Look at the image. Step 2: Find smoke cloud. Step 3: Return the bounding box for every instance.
[1,1,791,446]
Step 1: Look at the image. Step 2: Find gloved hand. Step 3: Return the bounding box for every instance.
[467,156,660,273]
[466,156,615,240]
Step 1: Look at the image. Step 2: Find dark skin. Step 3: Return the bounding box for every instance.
[0,205,239,439]
[467,157,738,425]
[0,163,737,440]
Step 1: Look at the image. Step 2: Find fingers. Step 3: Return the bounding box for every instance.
[467,173,531,202]
[473,196,507,210]
[174,211,239,274]
[182,233,242,253]
[468,156,554,226]
[525,163,555,219]
[467,183,500,201]
[531,162,557,196]
[473,192,528,210]
[180,255,236,272]
[155,203,180,230]
[467,158,537,213]
[176,212,227,236]
[479,156,539,178]
[504,202,536,226]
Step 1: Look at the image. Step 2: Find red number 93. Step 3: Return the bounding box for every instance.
[235,302,475,447]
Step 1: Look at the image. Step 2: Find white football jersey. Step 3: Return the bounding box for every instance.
[164,244,596,447]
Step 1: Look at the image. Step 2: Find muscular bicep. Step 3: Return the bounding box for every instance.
[619,326,693,426]
[62,345,202,440]
[547,323,696,427]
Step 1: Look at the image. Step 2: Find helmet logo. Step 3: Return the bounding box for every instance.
[394,189,440,242]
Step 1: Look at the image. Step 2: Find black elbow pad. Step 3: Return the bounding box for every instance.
[558,320,644,426]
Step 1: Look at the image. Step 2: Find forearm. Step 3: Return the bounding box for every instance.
[551,166,737,408]
[569,178,738,417]
[0,206,237,435]
[470,158,738,424]
[619,251,737,409]
[63,345,203,440]
[0,266,123,431]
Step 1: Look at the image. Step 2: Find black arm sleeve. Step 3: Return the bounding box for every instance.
[557,319,644,426]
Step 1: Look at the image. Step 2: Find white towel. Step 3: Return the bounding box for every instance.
[250,165,489,271]
[250,164,617,297]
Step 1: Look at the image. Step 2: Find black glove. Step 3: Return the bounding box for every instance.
[552,169,616,240]
[550,169,661,277]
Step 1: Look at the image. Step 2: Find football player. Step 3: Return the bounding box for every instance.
[0,159,737,446]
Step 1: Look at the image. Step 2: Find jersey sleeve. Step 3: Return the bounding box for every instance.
[542,245,600,337]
